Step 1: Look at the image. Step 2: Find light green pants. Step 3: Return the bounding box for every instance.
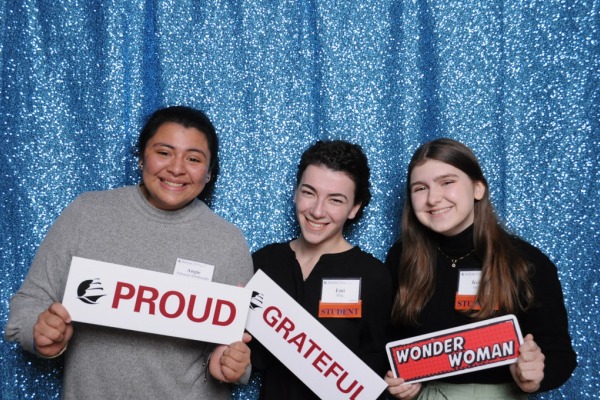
[417,382,528,400]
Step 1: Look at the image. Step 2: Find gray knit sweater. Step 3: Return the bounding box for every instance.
[5,185,253,400]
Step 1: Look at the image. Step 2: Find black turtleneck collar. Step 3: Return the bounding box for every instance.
[434,224,475,258]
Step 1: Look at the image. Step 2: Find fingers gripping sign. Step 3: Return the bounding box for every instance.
[33,302,73,358]
[209,332,252,383]
[385,371,422,400]
[510,334,545,393]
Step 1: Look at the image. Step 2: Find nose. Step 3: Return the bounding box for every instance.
[167,156,186,175]
[427,187,442,205]
[310,197,326,218]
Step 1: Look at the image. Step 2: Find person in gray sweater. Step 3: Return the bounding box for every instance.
[5,106,254,399]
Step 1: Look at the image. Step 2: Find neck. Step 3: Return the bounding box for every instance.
[291,236,352,279]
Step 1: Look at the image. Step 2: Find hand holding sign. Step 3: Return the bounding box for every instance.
[33,303,72,358]
[210,332,253,383]
[510,334,545,393]
[384,372,421,400]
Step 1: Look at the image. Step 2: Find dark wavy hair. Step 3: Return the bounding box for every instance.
[136,106,219,203]
[296,140,371,225]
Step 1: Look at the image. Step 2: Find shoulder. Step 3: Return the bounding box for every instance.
[253,242,290,256]
[252,243,290,266]
[509,236,556,270]
[56,187,132,221]
[69,186,134,209]
[345,247,389,279]
[350,247,384,266]
[197,204,244,234]
[384,241,403,267]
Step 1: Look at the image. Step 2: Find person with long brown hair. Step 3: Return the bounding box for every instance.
[384,138,576,399]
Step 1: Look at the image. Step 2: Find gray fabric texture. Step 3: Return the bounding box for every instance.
[5,185,253,400]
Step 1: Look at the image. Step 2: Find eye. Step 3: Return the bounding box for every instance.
[412,185,426,193]
[441,180,455,186]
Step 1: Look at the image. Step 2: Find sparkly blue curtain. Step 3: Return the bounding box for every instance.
[1,0,597,399]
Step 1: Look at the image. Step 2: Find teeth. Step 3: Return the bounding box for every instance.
[163,180,185,188]
[308,221,325,228]
[431,207,451,215]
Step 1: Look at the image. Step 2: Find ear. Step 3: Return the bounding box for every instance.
[474,181,486,200]
[348,203,362,220]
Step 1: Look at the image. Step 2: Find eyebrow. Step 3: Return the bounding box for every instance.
[410,173,459,187]
[151,142,207,155]
[300,183,349,200]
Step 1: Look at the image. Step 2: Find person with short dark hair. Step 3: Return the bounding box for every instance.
[5,106,254,399]
[385,138,576,399]
[251,140,393,399]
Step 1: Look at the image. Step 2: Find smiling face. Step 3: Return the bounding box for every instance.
[140,122,211,211]
[410,159,485,236]
[295,164,361,252]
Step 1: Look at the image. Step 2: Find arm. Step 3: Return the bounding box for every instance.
[515,241,577,392]
[5,198,84,355]
[359,257,394,375]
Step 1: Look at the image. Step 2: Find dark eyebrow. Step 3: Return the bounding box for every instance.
[300,183,349,200]
[151,142,207,155]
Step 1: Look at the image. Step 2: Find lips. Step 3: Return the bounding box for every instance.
[430,206,452,215]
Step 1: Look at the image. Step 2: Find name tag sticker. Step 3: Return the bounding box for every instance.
[455,269,481,310]
[386,314,523,383]
[174,258,215,282]
[457,270,481,295]
[319,279,362,318]
[321,279,361,303]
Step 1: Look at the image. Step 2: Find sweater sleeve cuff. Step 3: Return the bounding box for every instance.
[235,363,252,385]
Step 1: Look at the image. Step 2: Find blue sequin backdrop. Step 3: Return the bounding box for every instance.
[1,0,598,399]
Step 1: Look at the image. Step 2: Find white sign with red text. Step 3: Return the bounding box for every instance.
[245,270,387,400]
[62,257,251,344]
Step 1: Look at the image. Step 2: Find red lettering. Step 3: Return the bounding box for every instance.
[212,299,236,326]
[303,339,322,359]
[336,371,359,394]
[312,350,332,372]
[324,361,343,378]
[276,317,295,340]
[112,282,135,308]
[187,295,212,323]
[159,290,185,318]
[134,285,158,314]
[264,305,282,327]
[288,332,307,353]
[262,306,369,399]
[350,383,365,400]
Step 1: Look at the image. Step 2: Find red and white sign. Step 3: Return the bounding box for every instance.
[245,270,387,400]
[62,257,251,345]
[386,315,523,383]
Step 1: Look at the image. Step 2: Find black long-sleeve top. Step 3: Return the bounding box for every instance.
[384,225,577,393]
[251,243,393,400]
